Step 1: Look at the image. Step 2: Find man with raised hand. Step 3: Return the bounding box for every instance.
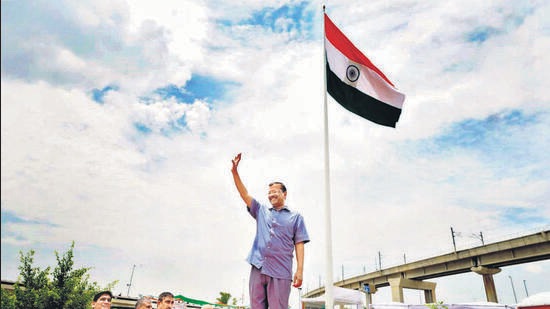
[231,153,310,309]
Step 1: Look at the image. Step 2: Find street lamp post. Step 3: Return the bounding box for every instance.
[508,275,518,303]
[523,280,529,297]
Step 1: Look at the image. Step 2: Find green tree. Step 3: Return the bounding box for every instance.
[425,301,448,309]
[10,241,116,309]
[14,248,50,308]
[1,288,16,309]
[46,242,101,308]
[216,292,232,305]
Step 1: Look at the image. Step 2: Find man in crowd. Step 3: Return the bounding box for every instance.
[91,290,112,308]
[135,296,153,309]
[157,291,175,309]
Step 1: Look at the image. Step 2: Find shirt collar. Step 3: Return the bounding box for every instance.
[270,205,290,212]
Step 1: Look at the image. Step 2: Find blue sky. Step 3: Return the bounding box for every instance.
[2,0,549,305]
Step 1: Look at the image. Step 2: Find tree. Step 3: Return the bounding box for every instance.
[216,292,232,305]
[14,248,50,308]
[1,288,16,309]
[9,241,117,309]
[425,301,449,309]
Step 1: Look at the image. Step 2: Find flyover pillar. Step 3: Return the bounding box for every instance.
[362,283,376,308]
[388,278,436,303]
[471,266,501,303]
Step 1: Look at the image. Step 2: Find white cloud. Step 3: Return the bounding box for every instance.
[2,0,549,305]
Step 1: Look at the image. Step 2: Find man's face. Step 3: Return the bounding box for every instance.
[268,184,286,208]
[157,296,175,309]
[92,293,112,308]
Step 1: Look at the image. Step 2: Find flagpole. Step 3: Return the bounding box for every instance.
[322,5,334,309]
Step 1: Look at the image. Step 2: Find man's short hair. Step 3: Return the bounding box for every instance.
[269,181,287,193]
[135,296,153,308]
[158,291,174,302]
[93,290,113,302]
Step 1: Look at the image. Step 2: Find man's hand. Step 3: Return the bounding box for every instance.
[232,153,242,173]
[231,153,252,207]
[292,271,303,288]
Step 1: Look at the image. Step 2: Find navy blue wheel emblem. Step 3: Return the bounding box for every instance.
[346,65,360,82]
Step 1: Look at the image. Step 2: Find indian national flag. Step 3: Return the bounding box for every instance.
[325,13,405,128]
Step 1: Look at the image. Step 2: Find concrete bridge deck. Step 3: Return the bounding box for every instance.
[303,229,550,303]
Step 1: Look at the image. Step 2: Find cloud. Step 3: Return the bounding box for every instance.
[2,0,549,305]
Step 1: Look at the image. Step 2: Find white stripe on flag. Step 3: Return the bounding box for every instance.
[325,38,405,109]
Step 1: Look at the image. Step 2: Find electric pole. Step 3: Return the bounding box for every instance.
[471,231,485,245]
[509,275,518,303]
[127,264,136,296]
[241,278,245,305]
[451,227,457,252]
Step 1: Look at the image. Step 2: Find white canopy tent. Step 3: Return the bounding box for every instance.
[371,302,515,309]
[302,286,365,309]
[517,291,550,309]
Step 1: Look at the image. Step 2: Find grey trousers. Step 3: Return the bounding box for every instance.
[249,266,291,309]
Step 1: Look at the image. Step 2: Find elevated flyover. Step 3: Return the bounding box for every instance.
[303,229,550,303]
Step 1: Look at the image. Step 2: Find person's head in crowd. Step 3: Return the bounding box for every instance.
[157,291,175,309]
[135,296,153,309]
[92,290,112,308]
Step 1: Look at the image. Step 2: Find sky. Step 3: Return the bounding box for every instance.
[1,0,550,306]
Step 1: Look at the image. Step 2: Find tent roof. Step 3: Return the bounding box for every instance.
[372,303,514,309]
[174,295,219,306]
[174,295,247,308]
[301,287,364,306]
[518,292,550,307]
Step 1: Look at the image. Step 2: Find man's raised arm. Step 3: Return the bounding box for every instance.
[231,153,253,208]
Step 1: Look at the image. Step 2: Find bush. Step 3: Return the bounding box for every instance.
[6,241,117,309]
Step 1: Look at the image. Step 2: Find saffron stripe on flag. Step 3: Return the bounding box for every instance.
[324,13,394,87]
